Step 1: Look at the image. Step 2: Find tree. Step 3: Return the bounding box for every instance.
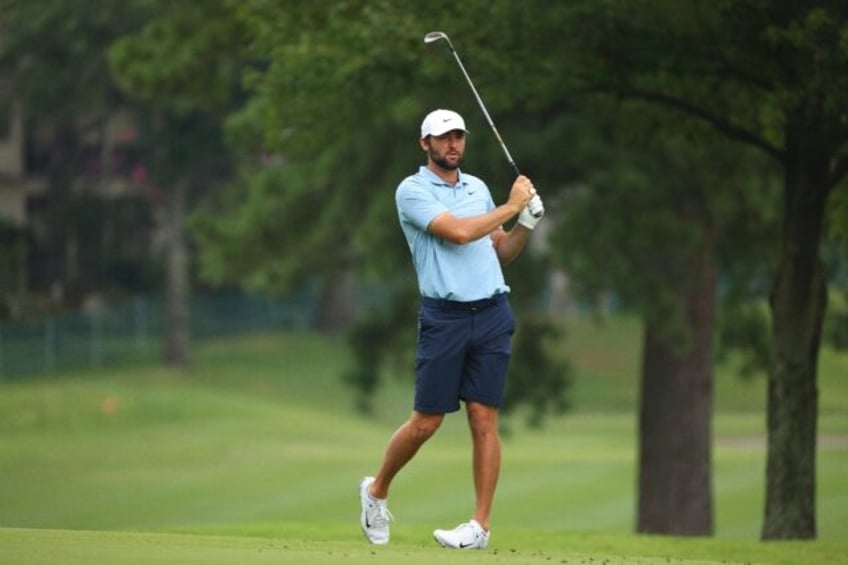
[109,1,244,365]
[128,107,233,365]
[551,98,776,534]
[566,0,847,539]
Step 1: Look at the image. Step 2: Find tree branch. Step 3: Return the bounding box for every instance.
[692,1,775,93]
[620,87,785,163]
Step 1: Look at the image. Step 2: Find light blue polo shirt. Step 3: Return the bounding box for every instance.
[396,166,510,301]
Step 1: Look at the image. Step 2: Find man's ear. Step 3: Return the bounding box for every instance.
[419,137,429,151]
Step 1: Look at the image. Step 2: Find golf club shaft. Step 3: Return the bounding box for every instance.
[444,47,521,178]
[426,31,542,218]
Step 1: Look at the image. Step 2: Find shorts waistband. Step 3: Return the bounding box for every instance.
[421,293,507,312]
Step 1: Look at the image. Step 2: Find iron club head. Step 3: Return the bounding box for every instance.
[424,31,451,46]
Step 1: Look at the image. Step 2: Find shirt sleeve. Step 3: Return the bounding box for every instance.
[396,177,448,231]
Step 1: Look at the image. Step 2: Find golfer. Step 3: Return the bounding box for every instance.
[359,109,545,549]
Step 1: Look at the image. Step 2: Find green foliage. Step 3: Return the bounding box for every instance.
[829,184,848,243]
[825,287,848,350]
[502,314,572,428]
[108,2,242,190]
[130,105,234,189]
[342,281,418,414]
[500,242,574,426]
[228,0,427,157]
[717,300,774,379]
[108,0,247,111]
[0,0,145,121]
[191,163,328,293]
[825,184,848,350]
[568,0,847,171]
[191,134,414,295]
[552,102,758,350]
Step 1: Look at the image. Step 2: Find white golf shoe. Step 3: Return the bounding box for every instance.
[359,476,392,545]
[433,519,489,549]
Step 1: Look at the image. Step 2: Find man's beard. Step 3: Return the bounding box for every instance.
[429,147,463,170]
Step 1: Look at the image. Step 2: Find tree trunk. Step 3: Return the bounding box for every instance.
[762,126,830,540]
[162,182,191,367]
[637,238,716,536]
[315,266,357,334]
[42,124,78,303]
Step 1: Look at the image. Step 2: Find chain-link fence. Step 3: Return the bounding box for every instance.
[0,291,316,380]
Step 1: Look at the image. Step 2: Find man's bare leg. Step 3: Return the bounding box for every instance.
[466,401,501,531]
[369,410,444,499]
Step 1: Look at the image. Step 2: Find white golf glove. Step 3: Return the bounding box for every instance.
[518,193,545,230]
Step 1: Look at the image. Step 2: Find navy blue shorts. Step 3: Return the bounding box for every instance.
[414,293,515,414]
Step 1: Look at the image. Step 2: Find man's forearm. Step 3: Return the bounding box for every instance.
[428,204,521,245]
[493,224,532,265]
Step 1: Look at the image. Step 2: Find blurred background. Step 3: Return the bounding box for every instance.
[0,0,846,544]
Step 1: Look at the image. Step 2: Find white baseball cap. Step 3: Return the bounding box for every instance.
[420,109,469,138]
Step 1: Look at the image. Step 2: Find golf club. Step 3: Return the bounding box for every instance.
[424,31,543,218]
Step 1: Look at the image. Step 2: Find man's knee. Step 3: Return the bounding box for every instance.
[409,411,443,443]
[466,402,499,437]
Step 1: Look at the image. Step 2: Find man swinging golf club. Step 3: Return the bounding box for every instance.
[358,108,545,549]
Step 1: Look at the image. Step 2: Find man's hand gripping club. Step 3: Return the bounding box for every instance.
[508,176,545,230]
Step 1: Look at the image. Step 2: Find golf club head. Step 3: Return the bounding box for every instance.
[423,31,447,43]
[424,31,451,46]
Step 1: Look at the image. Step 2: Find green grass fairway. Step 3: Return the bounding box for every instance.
[2,526,847,565]
[0,316,846,564]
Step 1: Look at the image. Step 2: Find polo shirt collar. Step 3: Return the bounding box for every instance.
[419,165,466,188]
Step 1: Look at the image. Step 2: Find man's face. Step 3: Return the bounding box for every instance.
[422,130,466,170]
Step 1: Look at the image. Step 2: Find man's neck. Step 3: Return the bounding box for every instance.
[428,162,459,185]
